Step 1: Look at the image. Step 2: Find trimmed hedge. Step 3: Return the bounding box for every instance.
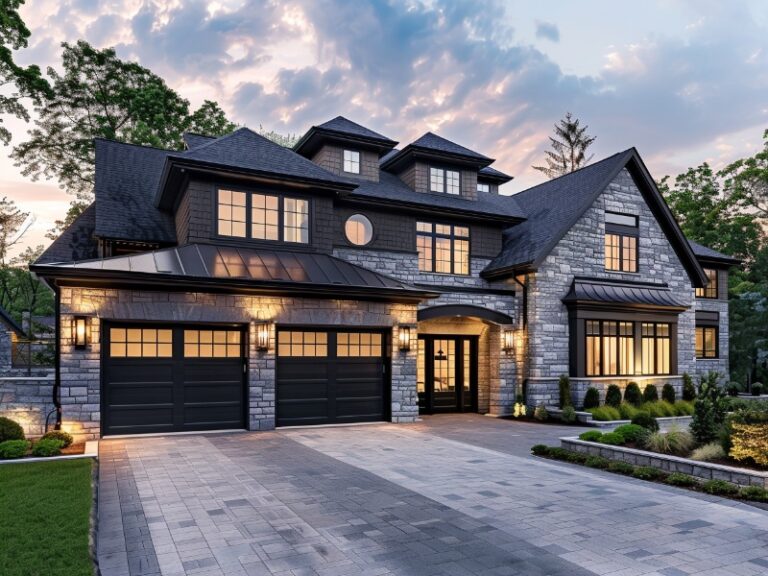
[0,417,24,443]
[624,382,642,406]
[643,385,659,403]
[662,383,676,404]
[583,387,600,409]
[605,385,622,408]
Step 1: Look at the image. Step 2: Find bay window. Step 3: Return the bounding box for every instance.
[583,319,672,376]
[217,189,309,244]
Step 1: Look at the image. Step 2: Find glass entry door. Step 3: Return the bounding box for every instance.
[417,335,477,413]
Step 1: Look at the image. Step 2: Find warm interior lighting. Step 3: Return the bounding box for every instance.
[74,316,88,349]
[398,325,412,351]
[503,329,515,354]
[256,322,271,351]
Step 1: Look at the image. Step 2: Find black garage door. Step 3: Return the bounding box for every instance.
[102,324,246,435]
[276,328,389,426]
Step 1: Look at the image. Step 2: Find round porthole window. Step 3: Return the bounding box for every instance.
[345,214,373,246]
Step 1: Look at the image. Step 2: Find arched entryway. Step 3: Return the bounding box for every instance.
[417,305,515,415]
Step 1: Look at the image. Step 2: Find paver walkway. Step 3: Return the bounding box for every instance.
[98,416,768,576]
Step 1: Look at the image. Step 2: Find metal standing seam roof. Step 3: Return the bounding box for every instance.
[562,278,688,309]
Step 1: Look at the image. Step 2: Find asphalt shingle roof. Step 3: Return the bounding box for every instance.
[316,116,394,142]
[183,132,216,149]
[687,240,740,263]
[410,132,491,160]
[37,204,98,263]
[479,166,513,182]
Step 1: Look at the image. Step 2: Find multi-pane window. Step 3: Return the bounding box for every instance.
[477,183,490,193]
[641,322,671,375]
[343,150,360,174]
[277,331,328,357]
[337,332,383,357]
[696,326,718,358]
[218,189,308,244]
[184,330,241,358]
[695,268,718,299]
[217,190,247,237]
[110,328,173,358]
[417,222,470,275]
[604,211,638,272]
[429,167,460,194]
[585,320,635,376]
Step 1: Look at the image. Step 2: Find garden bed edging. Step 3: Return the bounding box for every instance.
[546,407,691,429]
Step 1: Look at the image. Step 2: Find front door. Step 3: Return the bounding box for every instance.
[417,335,477,413]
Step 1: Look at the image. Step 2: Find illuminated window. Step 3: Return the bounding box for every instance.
[277,331,328,357]
[344,214,373,246]
[217,190,247,237]
[251,193,279,241]
[184,330,241,358]
[430,167,460,194]
[585,320,636,376]
[417,222,470,275]
[695,268,718,299]
[604,212,638,272]
[283,198,309,243]
[217,189,309,244]
[110,328,172,358]
[337,332,383,357]
[343,150,360,174]
[696,326,718,358]
[641,322,671,375]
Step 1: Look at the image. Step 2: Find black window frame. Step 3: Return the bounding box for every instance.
[604,211,639,273]
[215,187,311,245]
[416,222,471,275]
[584,319,636,377]
[695,325,719,359]
[429,166,462,195]
[477,182,490,193]
[695,268,718,299]
[640,322,672,376]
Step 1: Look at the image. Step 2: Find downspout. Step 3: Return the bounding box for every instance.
[53,283,62,430]
[510,273,529,402]
[510,274,528,328]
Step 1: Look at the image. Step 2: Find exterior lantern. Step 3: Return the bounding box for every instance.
[502,329,515,354]
[255,322,271,351]
[73,316,88,349]
[398,325,412,352]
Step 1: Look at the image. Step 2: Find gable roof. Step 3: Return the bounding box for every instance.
[183,132,216,150]
[380,132,494,172]
[688,240,741,266]
[483,148,708,287]
[317,116,394,142]
[37,204,98,263]
[294,116,398,157]
[479,166,513,184]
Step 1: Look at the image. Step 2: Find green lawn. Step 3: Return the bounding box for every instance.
[0,459,94,576]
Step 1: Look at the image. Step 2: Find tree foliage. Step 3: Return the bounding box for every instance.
[0,195,32,265]
[533,112,596,179]
[12,40,236,201]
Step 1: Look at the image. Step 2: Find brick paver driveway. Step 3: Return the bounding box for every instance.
[98,415,768,576]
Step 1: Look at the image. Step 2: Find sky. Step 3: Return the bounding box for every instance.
[2,0,768,257]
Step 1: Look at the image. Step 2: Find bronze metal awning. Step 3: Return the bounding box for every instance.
[562,277,688,311]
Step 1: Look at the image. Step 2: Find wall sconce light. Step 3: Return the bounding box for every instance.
[73,316,88,349]
[255,322,272,351]
[398,325,412,352]
[502,329,515,354]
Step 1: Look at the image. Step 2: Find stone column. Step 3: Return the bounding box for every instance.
[487,323,517,416]
[391,324,418,423]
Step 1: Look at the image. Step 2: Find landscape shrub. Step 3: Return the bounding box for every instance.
[643,385,659,403]
[752,383,764,396]
[691,442,725,462]
[607,461,634,475]
[741,486,768,502]
[605,385,622,408]
[642,425,693,456]
[727,410,768,466]
[584,456,610,469]
[558,374,572,408]
[31,439,64,457]
[618,402,641,420]
[726,382,742,397]
[632,466,664,481]
[531,444,550,456]
[666,472,697,487]
[642,401,675,418]
[40,430,74,448]
[702,479,739,496]
[0,417,25,443]
[673,400,695,416]
[690,372,727,445]
[587,406,621,421]
[534,404,549,422]
[560,405,577,424]
[565,451,587,463]
[583,387,600,409]
[682,372,696,401]
[631,412,659,432]
[0,439,29,459]
[547,447,570,460]
[612,424,648,444]
[598,432,625,446]
[662,383,676,404]
[578,430,603,442]
[623,382,642,406]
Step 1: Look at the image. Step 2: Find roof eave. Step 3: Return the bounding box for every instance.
[294,127,398,157]
[480,261,535,280]
[380,145,494,172]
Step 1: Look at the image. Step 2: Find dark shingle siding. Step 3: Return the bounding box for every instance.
[334,207,416,253]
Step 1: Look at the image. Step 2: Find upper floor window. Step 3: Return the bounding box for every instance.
[477,183,490,193]
[217,189,308,244]
[344,214,373,246]
[604,211,638,272]
[695,326,718,358]
[417,222,469,275]
[343,150,360,174]
[430,167,460,195]
[695,268,718,299]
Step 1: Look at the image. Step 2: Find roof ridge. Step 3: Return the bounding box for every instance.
[178,126,251,155]
[94,138,176,153]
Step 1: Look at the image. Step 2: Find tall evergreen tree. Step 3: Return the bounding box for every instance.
[533,112,596,179]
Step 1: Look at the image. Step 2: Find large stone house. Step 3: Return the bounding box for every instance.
[28,116,738,440]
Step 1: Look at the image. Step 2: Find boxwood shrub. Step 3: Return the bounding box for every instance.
[643,385,659,403]
[597,432,625,446]
[741,486,768,502]
[583,387,600,409]
[624,382,642,406]
[578,430,603,442]
[632,466,664,481]
[702,479,739,496]
[31,438,65,457]
[531,444,550,456]
[40,430,74,448]
[666,472,697,487]
[584,456,610,469]
[0,439,29,459]
[607,461,634,475]
[631,411,659,432]
[0,417,24,443]
[612,424,648,444]
[605,385,622,408]
[662,383,676,403]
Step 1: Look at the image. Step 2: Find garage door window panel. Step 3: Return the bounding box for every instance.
[184,330,241,358]
[278,331,328,357]
[110,327,172,358]
[337,332,382,357]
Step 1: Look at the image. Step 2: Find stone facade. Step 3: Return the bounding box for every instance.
[0,374,55,436]
[525,168,696,406]
[0,329,11,373]
[692,269,730,379]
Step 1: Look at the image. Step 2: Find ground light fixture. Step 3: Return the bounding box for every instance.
[398,325,412,351]
[73,316,88,349]
[255,321,272,351]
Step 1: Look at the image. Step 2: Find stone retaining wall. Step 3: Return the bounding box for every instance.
[0,375,55,437]
[561,437,768,488]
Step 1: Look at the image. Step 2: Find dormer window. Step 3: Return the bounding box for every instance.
[217,189,309,244]
[477,183,490,193]
[604,211,638,272]
[430,167,460,195]
[343,150,360,174]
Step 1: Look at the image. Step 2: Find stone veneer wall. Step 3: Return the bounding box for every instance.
[525,168,696,407]
[693,290,730,380]
[0,374,54,436]
[59,287,417,440]
[0,329,11,373]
